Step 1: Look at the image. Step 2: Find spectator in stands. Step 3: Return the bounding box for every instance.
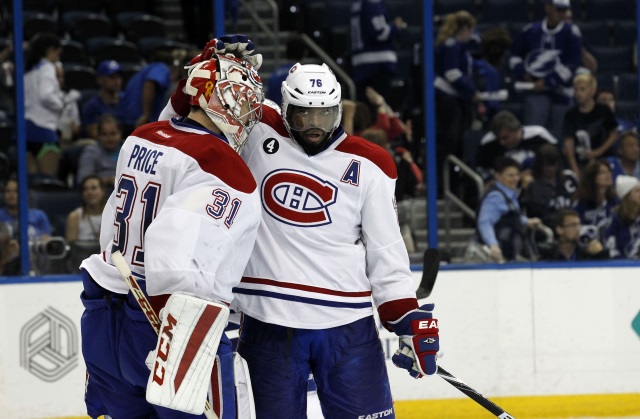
[65,175,105,244]
[350,0,406,104]
[267,37,308,106]
[434,10,485,163]
[0,41,14,117]
[521,143,578,227]
[360,127,423,201]
[0,221,19,275]
[573,159,618,240]
[473,26,512,124]
[606,130,640,182]
[539,208,609,261]
[24,32,64,178]
[0,177,52,243]
[596,89,636,134]
[604,175,640,259]
[563,73,618,177]
[55,62,81,144]
[81,60,123,140]
[344,87,406,141]
[119,50,174,133]
[509,0,582,127]
[76,114,122,188]
[477,157,542,263]
[476,110,558,182]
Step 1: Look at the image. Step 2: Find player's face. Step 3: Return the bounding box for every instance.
[98,121,122,151]
[82,178,105,206]
[495,166,520,190]
[3,180,17,209]
[288,105,339,145]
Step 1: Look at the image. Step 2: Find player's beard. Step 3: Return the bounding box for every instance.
[292,128,332,156]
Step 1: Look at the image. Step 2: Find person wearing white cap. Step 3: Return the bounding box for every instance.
[604,175,640,258]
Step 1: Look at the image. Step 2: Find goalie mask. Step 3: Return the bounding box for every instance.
[281,63,342,155]
[185,55,264,153]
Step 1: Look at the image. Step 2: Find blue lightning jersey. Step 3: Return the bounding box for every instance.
[509,19,582,97]
[350,0,400,82]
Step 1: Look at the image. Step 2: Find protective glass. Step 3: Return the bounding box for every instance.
[287,105,339,133]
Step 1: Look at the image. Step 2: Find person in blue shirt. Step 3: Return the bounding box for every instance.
[477,157,542,262]
[0,178,54,274]
[606,131,640,183]
[266,36,308,107]
[0,178,52,242]
[118,50,174,135]
[604,175,640,259]
[81,60,123,140]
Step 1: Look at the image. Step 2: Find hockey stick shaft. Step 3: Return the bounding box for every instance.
[436,366,516,418]
[111,250,216,419]
[417,248,440,299]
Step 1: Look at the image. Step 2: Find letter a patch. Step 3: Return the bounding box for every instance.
[341,159,360,186]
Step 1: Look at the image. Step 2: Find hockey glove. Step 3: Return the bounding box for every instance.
[188,34,262,70]
[388,303,439,378]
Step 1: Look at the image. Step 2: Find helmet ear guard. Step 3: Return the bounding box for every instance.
[185,55,264,153]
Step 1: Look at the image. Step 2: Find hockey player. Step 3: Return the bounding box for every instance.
[78,50,264,418]
[162,36,440,418]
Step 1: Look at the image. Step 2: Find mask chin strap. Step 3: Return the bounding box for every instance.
[292,129,334,156]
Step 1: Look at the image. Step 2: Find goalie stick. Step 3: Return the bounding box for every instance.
[110,250,217,419]
[416,249,517,418]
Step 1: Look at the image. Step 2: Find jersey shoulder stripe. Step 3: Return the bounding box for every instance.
[261,105,288,137]
[335,135,397,179]
[133,120,256,194]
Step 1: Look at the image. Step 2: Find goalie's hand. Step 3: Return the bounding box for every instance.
[189,34,263,70]
[388,303,439,378]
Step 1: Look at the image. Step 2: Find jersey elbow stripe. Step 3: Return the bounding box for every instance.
[233,288,373,309]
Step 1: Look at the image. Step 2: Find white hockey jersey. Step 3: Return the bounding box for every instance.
[232,107,417,329]
[81,118,262,305]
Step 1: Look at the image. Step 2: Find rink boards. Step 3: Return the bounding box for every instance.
[0,264,639,418]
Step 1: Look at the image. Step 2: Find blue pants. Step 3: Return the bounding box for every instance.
[238,315,395,419]
[80,269,236,419]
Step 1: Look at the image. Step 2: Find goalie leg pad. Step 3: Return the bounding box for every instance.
[146,293,230,415]
[233,352,256,419]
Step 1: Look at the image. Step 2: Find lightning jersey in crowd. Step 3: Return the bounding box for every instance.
[509,18,582,98]
[232,107,417,329]
[80,118,261,303]
[350,0,399,82]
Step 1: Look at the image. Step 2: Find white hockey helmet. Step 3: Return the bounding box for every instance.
[185,54,264,153]
[281,63,342,153]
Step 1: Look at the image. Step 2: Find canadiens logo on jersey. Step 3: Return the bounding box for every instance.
[261,169,338,227]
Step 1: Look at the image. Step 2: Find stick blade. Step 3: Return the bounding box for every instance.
[416,249,440,299]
